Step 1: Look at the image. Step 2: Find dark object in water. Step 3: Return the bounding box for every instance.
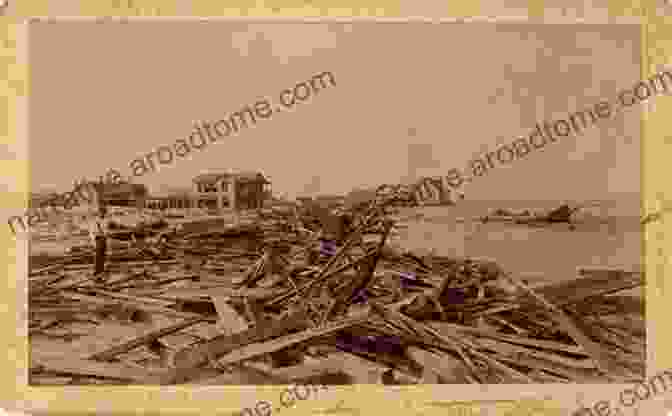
[545,204,574,223]
[514,204,580,229]
[506,203,598,230]
[493,208,512,216]
[484,203,592,228]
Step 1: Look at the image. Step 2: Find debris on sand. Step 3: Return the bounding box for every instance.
[28,186,645,385]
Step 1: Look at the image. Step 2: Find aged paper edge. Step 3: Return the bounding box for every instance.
[2,2,666,416]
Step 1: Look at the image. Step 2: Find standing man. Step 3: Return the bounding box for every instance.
[89,203,110,281]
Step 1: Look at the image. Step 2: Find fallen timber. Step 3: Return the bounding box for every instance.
[28,186,645,385]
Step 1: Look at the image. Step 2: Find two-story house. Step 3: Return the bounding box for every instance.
[192,171,271,213]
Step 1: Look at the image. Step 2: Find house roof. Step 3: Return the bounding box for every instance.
[315,195,344,201]
[151,186,192,197]
[193,171,270,185]
[100,183,148,198]
[149,188,192,198]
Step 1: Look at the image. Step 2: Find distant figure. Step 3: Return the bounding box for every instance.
[89,205,110,280]
[546,204,577,225]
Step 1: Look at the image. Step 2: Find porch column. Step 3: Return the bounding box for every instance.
[137,195,146,214]
[230,177,238,211]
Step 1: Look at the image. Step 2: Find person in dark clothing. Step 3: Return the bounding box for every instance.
[547,204,573,222]
[89,206,109,279]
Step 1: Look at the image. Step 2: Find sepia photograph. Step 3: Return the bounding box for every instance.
[23,20,644,387]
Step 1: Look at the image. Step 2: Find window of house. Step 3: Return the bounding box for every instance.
[206,199,218,209]
[239,184,252,197]
[220,181,229,193]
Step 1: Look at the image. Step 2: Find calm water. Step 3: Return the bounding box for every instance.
[30,199,643,285]
[395,199,643,284]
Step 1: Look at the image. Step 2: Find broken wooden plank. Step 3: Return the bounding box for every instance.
[60,291,216,321]
[269,355,344,381]
[332,351,389,384]
[170,308,312,375]
[179,322,222,341]
[215,308,372,368]
[116,345,163,363]
[157,333,201,350]
[29,375,73,385]
[468,349,536,383]
[501,273,630,380]
[29,263,65,276]
[488,352,606,383]
[87,288,178,308]
[211,296,249,336]
[88,317,207,361]
[368,303,487,383]
[406,346,471,383]
[427,321,585,356]
[471,338,595,369]
[31,354,164,383]
[532,270,644,306]
[36,274,99,296]
[161,286,286,301]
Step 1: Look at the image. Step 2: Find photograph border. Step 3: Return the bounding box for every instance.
[2,2,669,415]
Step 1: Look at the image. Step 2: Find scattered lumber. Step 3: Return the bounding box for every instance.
[27,185,645,385]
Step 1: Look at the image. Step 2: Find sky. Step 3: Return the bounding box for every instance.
[29,21,641,202]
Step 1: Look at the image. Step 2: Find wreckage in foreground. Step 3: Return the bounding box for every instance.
[28,186,644,385]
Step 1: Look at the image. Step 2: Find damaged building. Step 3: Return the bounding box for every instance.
[192,171,272,213]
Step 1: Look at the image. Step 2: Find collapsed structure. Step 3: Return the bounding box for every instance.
[28,184,645,385]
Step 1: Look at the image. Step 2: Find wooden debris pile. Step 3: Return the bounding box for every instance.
[28,187,645,385]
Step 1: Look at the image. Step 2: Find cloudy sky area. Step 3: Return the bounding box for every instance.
[29,22,640,202]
